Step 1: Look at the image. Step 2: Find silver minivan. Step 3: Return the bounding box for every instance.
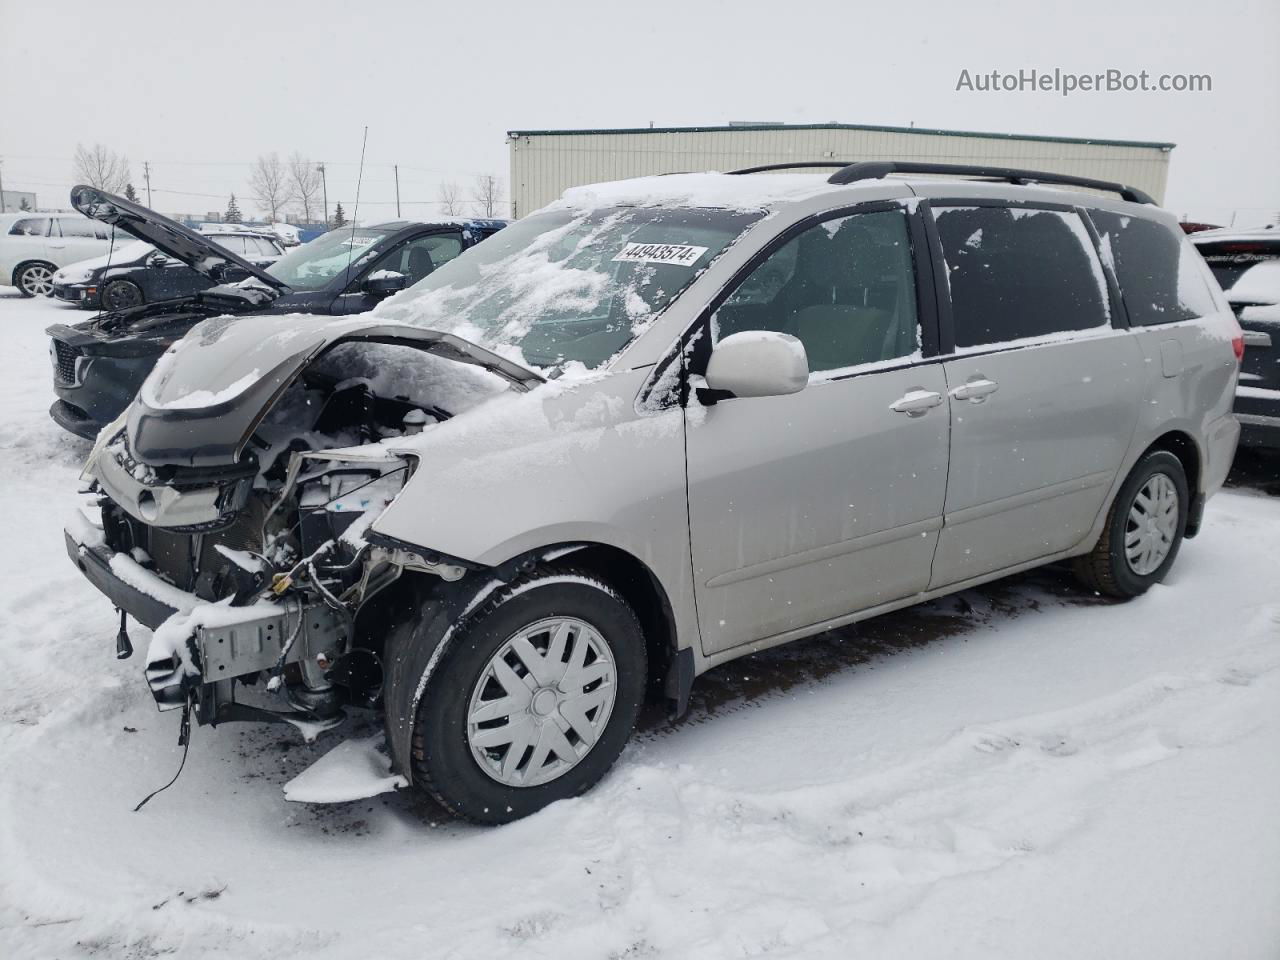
[66,163,1241,822]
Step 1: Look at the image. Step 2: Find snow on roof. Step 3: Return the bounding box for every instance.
[552,173,839,212]
[1191,224,1280,244]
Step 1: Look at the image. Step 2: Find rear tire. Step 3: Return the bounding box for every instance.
[102,279,144,310]
[15,262,55,297]
[1074,451,1189,598]
[406,569,646,824]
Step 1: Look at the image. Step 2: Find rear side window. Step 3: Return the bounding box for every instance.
[56,217,104,239]
[1091,211,1218,324]
[8,218,50,237]
[213,236,247,255]
[934,206,1110,348]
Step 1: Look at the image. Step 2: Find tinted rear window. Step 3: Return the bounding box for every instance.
[57,217,106,239]
[934,205,1110,348]
[8,218,49,237]
[1091,211,1218,325]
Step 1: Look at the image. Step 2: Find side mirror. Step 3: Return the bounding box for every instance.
[704,330,809,399]
[147,252,172,268]
[363,270,409,297]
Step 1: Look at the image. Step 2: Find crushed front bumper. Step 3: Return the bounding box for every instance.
[66,519,348,730]
[65,528,177,628]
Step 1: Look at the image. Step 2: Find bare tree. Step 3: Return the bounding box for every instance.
[73,143,131,193]
[471,174,503,218]
[249,152,289,221]
[288,153,322,224]
[437,180,462,216]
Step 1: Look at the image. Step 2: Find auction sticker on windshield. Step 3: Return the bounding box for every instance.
[612,243,708,267]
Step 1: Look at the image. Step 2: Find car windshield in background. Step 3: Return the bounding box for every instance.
[266,227,394,291]
[1197,240,1280,296]
[376,206,764,370]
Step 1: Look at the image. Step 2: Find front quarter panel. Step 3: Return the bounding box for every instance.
[372,367,696,641]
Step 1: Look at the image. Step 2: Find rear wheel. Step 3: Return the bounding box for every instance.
[15,262,55,297]
[1074,450,1189,598]
[407,570,647,824]
[102,279,143,311]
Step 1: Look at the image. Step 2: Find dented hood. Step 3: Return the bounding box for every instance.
[71,184,287,292]
[123,313,544,467]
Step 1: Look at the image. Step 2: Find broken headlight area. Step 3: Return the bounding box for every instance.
[93,443,414,734]
[74,335,508,737]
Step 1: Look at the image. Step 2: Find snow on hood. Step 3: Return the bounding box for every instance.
[552,172,833,212]
[122,313,544,467]
[140,313,542,413]
[1222,259,1280,304]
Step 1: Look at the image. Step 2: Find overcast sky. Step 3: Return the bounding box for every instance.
[2,0,1276,226]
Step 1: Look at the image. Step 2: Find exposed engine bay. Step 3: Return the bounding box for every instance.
[69,318,536,738]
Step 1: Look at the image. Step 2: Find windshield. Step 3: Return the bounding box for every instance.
[266,227,394,291]
[375,206,764,370]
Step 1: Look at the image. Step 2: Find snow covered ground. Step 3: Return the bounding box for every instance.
[0,287,1277,959]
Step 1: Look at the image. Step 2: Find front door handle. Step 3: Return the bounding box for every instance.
[890,389,944,417]
[950,376,999,403]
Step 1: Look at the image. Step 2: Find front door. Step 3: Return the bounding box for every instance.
[926,203,1145,587]
[684,206,950,654]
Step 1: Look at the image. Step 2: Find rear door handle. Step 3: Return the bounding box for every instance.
[950,377,999,402]
[890,389,944,417]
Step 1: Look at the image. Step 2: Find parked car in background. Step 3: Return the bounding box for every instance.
[47,184,506,438]
[1193,225,1279,448]
[51,231,284,310]
[63,162,1240,823]
[1,211,131,297]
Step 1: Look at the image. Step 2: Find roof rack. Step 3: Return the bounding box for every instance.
[727,160,1156,205]
[727,161,853,175]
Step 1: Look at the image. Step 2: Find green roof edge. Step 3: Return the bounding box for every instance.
[506,122,1175,151]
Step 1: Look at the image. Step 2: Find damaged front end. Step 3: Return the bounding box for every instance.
[66,312,539,739]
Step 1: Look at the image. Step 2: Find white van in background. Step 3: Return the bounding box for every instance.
[1,212,129,297]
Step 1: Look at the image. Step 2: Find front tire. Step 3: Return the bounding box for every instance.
[1074,450,1189,598]
[15,262,55,297]
[406,570,646,824]
[102,279,143,310]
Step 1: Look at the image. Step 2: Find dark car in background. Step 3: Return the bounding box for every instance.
[47,185,506,439]
[1193,226,1279,449]
[51,231,284,310]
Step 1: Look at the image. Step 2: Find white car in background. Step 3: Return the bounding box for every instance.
[1,212,130,297]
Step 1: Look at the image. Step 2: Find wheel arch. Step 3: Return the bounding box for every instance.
[11,259,56,287]
[362,539,684,709]
[373,539,688,786]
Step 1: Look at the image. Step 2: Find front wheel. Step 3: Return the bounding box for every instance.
[102,279,143,311]
[1074,450,1189,598]
[404,570,647,824]
[15,262,55,297]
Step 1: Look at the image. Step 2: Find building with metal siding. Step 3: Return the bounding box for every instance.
[506,123,1175,217]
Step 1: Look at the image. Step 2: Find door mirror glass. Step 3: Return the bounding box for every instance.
[363,270,409,297]
[705,330,808,398]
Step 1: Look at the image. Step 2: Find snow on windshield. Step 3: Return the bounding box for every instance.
[374,204,763,371]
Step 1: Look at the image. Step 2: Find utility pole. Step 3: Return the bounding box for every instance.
[143,161,152,207]
[317,163,329,227]
[394,164,401,218]
[0,158,6,213]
